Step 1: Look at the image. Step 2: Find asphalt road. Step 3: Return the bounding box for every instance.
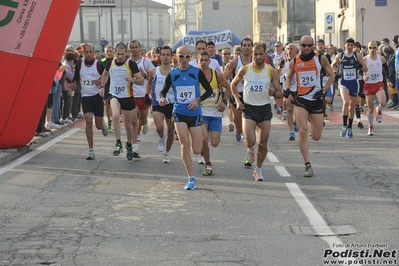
[0,97,398,266]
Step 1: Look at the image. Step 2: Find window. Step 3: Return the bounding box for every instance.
[148,19,152,34]
[88,21,96,42]
[213,1,219,10]
[339,0,348,8]
[118,19,126,34]
[159,18,163,35]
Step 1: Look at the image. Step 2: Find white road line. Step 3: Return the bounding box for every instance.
[266,152,279,163]
[0,129,79,176]
[285,182,357,264]
[274,166,290,177]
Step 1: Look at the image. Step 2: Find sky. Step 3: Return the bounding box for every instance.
[153,0,172,7]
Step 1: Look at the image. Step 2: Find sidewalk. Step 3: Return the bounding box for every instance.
[0,119,81,166]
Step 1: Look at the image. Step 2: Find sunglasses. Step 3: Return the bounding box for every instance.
[178,55,191,59]
[369,46,377,49]
[274,45,281,48]
[223,53,231,55]
[300,43,313,48]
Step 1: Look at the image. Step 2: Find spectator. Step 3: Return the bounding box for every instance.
[100,37,109,52]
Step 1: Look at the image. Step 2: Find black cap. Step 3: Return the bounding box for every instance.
[392,35,399,44]
[317,39,325,44]
[354,41,361,48]
[345,37,355,44]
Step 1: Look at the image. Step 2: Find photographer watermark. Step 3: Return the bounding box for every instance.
[323,243,397,265]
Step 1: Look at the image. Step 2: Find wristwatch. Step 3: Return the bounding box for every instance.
[222,99,228,104]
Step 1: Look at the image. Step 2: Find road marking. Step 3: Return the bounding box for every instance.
[0,129,79,176]
[285,183,357,263]
[274,166,290,177]
[266,152,279,162]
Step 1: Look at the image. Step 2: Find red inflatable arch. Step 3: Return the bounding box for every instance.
[0,0,81,148]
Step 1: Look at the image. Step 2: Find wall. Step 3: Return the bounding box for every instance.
[68,2,171,50]
[197,0,252,39]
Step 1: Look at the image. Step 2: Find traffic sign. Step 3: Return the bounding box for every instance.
[325,12,335,33]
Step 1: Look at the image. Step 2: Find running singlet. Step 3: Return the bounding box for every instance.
[243,63,273,106]
[294,54,322,100]
[109,59,134,98]
[133,57,154,97]
[152,67,174,106]
[169,65,203,116]
[339,52,358,82]
[234,56,252,93]
[365,54,383,84]
[80,59,102,97]
[280,58,298,92]
[200,69,222,117]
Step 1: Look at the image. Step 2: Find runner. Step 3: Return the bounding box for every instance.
[331,37,368,138]
[363,41,387,136]
[100,42,144,160]
[197,51,231,176]
[285,35,335,177]
[223,38,254,142]
[130,40,155,156]
[159,45,213,190]
[231,43,283,181]
[71,43,108,160]
[278,43,298,141]
[145,46,176,163]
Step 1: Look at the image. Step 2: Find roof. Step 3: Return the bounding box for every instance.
[118,0,171,9]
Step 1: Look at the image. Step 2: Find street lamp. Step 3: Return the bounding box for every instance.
[361,7,365,45]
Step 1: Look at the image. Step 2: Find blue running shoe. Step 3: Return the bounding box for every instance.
[185,176,196,190]
[347,128,353,138]
[235,134,242,142]
[293,122,298,133]
[289,132,295,141]
[340,127,347,137]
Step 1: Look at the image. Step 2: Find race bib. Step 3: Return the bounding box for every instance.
[369,71,381,82]
[247,80,265,92]
[298,71,317,87]
[113,86,126,95]
[343,69,357,81]
[202,88,218,103]
[176,86,195,103]
[81,79,96,89]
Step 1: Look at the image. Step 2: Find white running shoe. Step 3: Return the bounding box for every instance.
[253,168,264,181]
[86,149,95,160]
[63,117,73,124]
[102,121,109,136]
[163,155,170,163]
[198,155,205,164]
[158,137,165,152]
[46,121,61,130]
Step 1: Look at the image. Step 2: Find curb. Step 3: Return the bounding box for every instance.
[0,119,82,167]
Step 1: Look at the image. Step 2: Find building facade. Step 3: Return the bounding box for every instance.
[315,0,399,48]
[195,0,252,41]
[253,0,278,49]
[68,0,171,50]
[277,0,314,45]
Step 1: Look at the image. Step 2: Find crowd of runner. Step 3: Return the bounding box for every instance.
[35,34,399,190]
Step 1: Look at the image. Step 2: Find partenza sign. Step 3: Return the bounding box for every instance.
[80,0,116,7]
[182,30,233,46]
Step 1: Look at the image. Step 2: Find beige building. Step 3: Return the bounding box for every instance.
[252,0,278,49]
[315,0,399,48]
[69,0,171,50]
[195,0,252,40]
